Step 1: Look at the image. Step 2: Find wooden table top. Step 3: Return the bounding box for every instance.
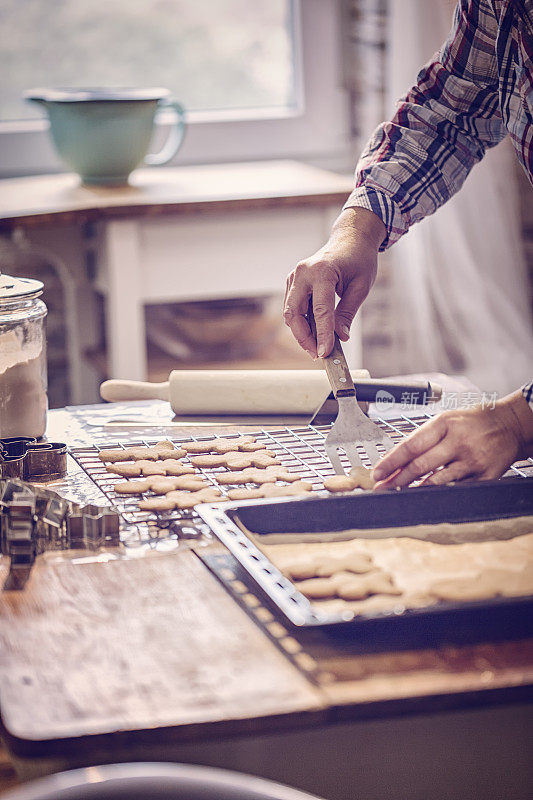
[0,403,532,766]
[0,161,354,227]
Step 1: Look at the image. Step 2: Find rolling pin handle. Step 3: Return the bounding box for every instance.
[100,380,170,403]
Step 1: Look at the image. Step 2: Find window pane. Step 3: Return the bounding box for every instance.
[0,0,296,121]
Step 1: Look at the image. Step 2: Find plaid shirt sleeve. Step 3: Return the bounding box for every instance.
[345,0,508,250]
[523,382,533,411]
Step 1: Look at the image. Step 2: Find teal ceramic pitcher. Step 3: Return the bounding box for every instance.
[25,87,186,185]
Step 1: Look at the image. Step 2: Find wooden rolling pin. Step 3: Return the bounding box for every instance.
[100,371,441,416]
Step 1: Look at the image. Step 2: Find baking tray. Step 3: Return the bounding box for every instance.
[196,477,533,636]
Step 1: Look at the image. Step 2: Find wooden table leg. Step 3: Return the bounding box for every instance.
[103,219,147,380]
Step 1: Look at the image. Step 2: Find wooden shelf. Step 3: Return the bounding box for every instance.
[0,160,354,227]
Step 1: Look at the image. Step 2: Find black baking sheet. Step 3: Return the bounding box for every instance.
[232,477,533,535]
[199,549,533,652]
[197,477,533,639]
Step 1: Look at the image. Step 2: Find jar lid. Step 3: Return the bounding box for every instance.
[0,272,44,300]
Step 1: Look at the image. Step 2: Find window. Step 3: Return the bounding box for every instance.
[0,0,296,121]
[0,0,350,176]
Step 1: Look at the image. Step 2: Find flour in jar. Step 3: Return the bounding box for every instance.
[0,329,47,438]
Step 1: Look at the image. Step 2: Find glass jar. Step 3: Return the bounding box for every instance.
[0,273,48,438]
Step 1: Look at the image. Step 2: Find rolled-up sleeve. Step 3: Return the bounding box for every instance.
[523,381,533,412]
[345,0,508,250]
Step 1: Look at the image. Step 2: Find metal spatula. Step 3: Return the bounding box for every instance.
[308,308,394,473]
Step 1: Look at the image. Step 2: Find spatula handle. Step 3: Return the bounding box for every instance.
[322,335,357,398]
[307,302,356,398]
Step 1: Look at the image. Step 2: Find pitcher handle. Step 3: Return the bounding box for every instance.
[144,99,186,166]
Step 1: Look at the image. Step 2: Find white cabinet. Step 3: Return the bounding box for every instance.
[93,163,359,380]
[1,161,359,385]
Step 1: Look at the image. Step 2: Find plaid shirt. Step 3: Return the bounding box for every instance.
[345,0,533,409]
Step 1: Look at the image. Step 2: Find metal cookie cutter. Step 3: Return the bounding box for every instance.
[0,437,67,481]
[0,480,36,589]
[1,478,120,589]
[67,502,121,550]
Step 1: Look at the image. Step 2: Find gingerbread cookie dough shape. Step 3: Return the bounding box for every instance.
[324,466,376,493]
[335,571,400,600]
[159,460,196,476]
[286,551,374,581]
[181,436,263,455]
[113,479,152,495]
[151,440,187,459]
[226,481,313,501]
[166,487,226,509]
[147,476,209,494]
[99,441,186,463]
[429,567,533,602]
[107,460,196,478]
[137,496,177,512]
[216,466,300,485]
[106,463,143,478]
[296,569,399,601]
[181,440,224,454]
[134,460,166,476]
[293,576,339,599]
[211,436,265,454]
[190,450,280,470]
[226,451,281,470]
[138,487,226,512]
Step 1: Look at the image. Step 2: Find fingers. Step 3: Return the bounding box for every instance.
[284,261,338,359]
[284,269,358,357]
[283,290,316,358]
[334,277,370,341]
[373,416,447,484]
[420,462,474,486]
[372,404,519,491]
[313,282,336,357]
[283,271,293,311]
[373,439,457,489]
[283,267,314,357]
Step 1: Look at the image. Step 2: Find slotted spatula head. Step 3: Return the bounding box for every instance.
[325,394,394,473]
[307,303,394,473]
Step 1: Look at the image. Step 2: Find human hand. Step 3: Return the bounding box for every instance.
[283,207,386,358]
[372,390,533,489]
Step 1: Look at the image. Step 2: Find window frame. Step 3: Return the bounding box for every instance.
[0,0,351,178]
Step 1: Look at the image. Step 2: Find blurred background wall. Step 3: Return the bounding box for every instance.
[1,0,532,406]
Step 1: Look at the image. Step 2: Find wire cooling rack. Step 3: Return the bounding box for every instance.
[69,411,533,540]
